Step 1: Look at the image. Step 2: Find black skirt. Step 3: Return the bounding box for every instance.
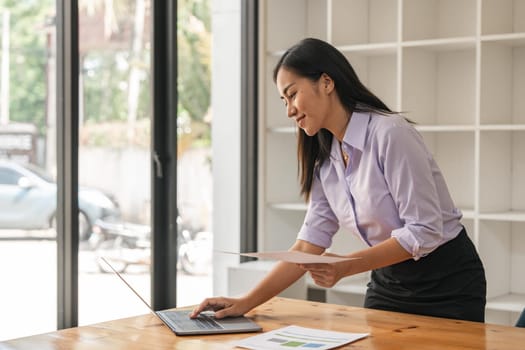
[364,227,486,322]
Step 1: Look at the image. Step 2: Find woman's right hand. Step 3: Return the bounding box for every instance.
[189,296,252,319]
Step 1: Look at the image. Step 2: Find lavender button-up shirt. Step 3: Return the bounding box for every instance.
[297,111,463,260]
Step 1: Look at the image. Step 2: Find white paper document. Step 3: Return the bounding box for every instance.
[234,325,369,350]
[220,250,359,264]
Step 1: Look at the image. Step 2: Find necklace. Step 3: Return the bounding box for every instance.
[339,142,349,164]
[340,114,351,166]
[342,151,349,163]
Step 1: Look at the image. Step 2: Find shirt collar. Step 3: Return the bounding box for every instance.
[344,110,370,151]
[330,111,370,158]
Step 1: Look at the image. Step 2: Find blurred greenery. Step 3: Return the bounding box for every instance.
[0,0,52,134]
[178,0,211,123]
[0,0,211,149]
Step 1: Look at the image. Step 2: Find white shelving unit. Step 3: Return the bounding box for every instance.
[248,0,525,326]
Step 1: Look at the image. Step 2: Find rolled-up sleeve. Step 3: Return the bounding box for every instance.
[297,170,339,248]
[380,124,443,260]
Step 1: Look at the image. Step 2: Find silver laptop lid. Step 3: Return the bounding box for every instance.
[100,257,155,312]
[100,256,262,335]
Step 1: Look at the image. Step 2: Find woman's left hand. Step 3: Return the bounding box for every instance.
[298,253,347,288]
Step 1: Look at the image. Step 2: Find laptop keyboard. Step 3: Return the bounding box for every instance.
[163,311,224,330]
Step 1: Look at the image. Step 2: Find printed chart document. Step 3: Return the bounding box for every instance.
[219,250,359,264]
[234,325,369,350]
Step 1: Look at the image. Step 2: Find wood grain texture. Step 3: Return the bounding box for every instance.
[3,297,525,349]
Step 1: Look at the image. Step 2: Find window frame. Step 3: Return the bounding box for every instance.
[240,0,259,258]
[55,0,180,329]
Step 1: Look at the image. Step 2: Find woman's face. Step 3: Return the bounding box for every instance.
[276,68,332,136]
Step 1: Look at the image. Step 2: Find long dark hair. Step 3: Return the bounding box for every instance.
[273,38,396,201]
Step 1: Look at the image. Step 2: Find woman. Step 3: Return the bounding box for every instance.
[191,38,486,322]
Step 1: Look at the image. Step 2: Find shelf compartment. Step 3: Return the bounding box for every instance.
[306,274,370,294]
[264,133,302,204]
[402,37,476,51]
[479,131,525,213]
[330,278,369,295]
[482,32,525,46]
[268,126,296,134]
[344,51,398,111]
[263,55,291,129]
[461,218,475,244]
[479,124,525,131]
[265,0,327,53]
[403,0,476,41]
[486,293,525,313]
[330,0,398,46]
[338,43,397,55]
[228,261,308,300]
[461,210,475,219]
[482,0,525,36]
[480,40,525,125]
[478,221,525,300]
[401,46,476,125]
[269,202,308,211]
[478,212,525,222]
[418,131,475,210]
[414,125,476,132]
[262,208,305,252]
[323,274,370,306]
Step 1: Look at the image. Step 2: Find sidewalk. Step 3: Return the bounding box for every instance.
[0,237,212,341]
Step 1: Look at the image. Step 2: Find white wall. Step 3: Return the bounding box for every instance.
[211,0,241,296]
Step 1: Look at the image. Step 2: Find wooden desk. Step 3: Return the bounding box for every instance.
[2,297,525,349]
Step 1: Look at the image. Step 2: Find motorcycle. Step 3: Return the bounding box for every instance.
[91,217,212,275]
[177,228,212,276]
[91,220,150,273]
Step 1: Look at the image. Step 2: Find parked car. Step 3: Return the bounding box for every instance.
[0,160,120,240]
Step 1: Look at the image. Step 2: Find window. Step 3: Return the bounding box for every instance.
[0,1,58,339]
[0,0,215,339]
[0,166,20,185]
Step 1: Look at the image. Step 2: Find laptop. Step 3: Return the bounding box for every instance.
[100,257,262,335]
